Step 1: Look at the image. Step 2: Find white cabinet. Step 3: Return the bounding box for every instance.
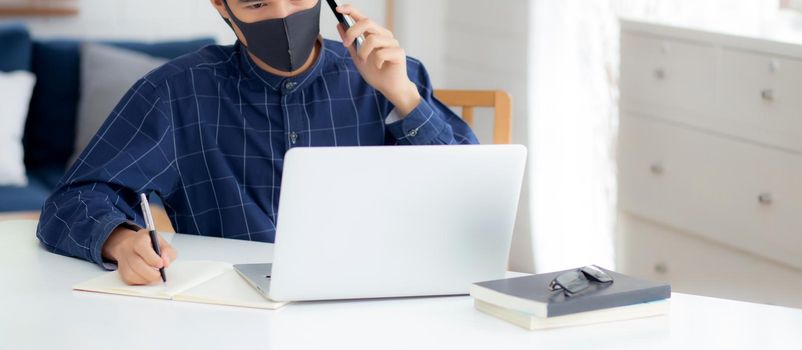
[718,48,802,151]
[617,212,802,308]
[620,33,717,117]
[618,20,802,309]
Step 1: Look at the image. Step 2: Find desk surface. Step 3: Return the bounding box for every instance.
[1,220,801,350]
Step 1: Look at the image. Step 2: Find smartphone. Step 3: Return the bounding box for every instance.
[325,0,365,50]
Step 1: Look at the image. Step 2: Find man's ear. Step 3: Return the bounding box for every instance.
[211,0,247,45]
[210,0,234,30]
[210,0,230,20]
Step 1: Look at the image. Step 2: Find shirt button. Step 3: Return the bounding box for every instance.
[289,132,298,144]
[284,81,298,91]
[407,128,419,137]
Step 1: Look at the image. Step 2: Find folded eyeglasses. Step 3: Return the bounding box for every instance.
[548,265,614,296]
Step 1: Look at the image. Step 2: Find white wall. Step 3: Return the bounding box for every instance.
[392,0,448,87]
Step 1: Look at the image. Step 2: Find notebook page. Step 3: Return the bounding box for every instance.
[173,267,289,309]
[73,260,231,299]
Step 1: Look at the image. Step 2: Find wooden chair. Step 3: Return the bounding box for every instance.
[434,89,513,144]
[0,211,40,222]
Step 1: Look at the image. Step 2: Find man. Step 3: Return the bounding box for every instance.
[36,0,478,285]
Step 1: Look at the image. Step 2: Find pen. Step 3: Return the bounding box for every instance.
[139,193,167,285]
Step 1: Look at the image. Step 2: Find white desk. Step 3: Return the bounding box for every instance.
[1,220,800,350]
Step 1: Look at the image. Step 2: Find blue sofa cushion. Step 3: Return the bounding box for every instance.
[0,174,52,212]
[0,22,32,72]
[0,167,163,213]
[23,38,215,171]
[27,166,68,190]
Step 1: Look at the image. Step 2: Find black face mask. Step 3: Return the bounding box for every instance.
[223,0,321,72]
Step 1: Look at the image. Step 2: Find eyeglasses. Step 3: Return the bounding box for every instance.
[548,265,614,296]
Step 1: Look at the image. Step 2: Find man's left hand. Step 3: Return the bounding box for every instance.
[336,4,421,117]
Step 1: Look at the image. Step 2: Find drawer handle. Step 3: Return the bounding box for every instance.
[649,163,664,175]
[758,193,773,205]
[761,89,774,102]
[769,59,780,73]
[654,68,666,80]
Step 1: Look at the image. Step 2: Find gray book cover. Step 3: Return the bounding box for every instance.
[473,267,671,317]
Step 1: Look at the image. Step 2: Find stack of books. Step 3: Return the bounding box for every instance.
[469,267,671,330]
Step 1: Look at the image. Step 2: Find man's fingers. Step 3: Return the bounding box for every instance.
[336,4,366,21]
[342,19,392,48]
[157,236,177,260]
[133,237,164,268]
[120,255,158,285]
[119,264,147,285]
[357,35,399,63]
[371,47,406,70]
[337,24,359,59]
[160,243,178,268]
[127,253,162,283]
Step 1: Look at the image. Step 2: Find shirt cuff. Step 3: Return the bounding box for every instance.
[384,108,403,124]
[385,100,449,144]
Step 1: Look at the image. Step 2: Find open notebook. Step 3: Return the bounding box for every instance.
[73,260,289,310]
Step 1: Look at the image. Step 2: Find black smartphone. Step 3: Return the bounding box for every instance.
[325,0,365,50]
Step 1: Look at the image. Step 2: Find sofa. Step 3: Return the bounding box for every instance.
[0,22,214,216]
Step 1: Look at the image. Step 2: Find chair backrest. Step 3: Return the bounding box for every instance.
[434,90,512,144]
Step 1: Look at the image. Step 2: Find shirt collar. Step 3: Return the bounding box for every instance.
[237,37,327,93]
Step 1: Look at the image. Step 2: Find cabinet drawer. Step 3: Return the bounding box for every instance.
[618,114,802,269]
[617,213,802,309]
[621,33,716,116]
[718,49,802,152]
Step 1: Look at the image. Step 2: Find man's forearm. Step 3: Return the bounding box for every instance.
[383,81,421,118]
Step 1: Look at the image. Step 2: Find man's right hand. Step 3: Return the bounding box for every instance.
[101,226,178,285]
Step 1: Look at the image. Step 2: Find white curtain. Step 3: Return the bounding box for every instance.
[527,0,777,273]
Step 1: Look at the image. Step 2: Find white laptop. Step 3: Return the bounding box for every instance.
[235,144,527,302]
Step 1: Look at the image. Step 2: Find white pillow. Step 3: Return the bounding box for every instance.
[0,70,36,187]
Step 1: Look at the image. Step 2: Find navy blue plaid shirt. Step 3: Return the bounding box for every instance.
[36,39,478,269]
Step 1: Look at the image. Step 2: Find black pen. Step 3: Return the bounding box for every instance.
[139,193,167,285]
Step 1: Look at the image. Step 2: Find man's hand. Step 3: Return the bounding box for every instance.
[102,226,177,285]
[336,4,421,117]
